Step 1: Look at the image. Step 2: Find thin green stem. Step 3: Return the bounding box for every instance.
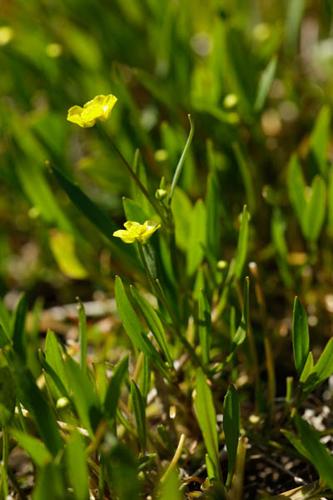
[168,115,194,204]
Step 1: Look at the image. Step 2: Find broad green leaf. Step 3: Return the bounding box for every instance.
[223,386,240,488]
[130,380,147,452]
[130,286,173,366]
[304,175,326,242]
[114,277,167,376]
[287,155,306,229]
[193,369,221,480]
[0,366,16,426]
[104,356,129,421]
[66,431,89,500]
[12,294,28,360]
[198,290,211,365]
[233,206,250,280]
[65,356,101,437]
[11,431,52,467]
[295,416,333,491]
[49,230,88,279]
[158,468,181,500]
[292,297,309,374]
[254,56,277,112]
[187,199,206,276]
[310,106,331,175]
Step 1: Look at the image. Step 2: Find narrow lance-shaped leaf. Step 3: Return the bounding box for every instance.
[78,300,88,373]
[130,286,173,366]
[66,431,89,500]
[313,337,333,384]
[233,205,250,281]
[223,385,240,488]
[309,105,331,176]
[115,277,168,377]
[104,355,128,421]
[287,155,306,230]
[12,294,28,360]
[292,297,309,374]
[294,415,333,491]
[11,431,52,468]
[254,56,277,112]
[198,290,211,365]
[193,369,221,481]
[304,175,326,243]
[130,380,147,452]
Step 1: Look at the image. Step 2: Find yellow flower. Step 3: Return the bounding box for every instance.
[113,220,161,244]
[67,94,117,128]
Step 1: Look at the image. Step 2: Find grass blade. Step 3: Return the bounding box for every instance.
[292,297,309,374]
[223,385,240,488]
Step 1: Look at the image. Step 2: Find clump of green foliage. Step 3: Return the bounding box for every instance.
[1,1,333,498]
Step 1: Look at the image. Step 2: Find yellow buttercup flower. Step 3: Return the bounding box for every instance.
[113,220,161,244]
[67,94,117,128]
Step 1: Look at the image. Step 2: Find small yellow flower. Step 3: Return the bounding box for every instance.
[113,220,161,244]
[67,94,117,128]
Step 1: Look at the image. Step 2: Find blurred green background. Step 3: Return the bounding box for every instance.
[1,0,333,311]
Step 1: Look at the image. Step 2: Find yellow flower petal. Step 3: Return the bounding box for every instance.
[67,94,117,128]
[113,220,160,244]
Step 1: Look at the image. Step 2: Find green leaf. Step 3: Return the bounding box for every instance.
[171,187,192,252]
[104,437,140,500]
[11,431,52,468]
[233,206,250,280]
[310,106,331,175]
[223,385,240,487]
[232,145,256,214]
[303,175,326,242]
[193,369,221,481]
[0,366,16,426]
[158,468,181,500]
[123,197,150,224]
[328,166,333,237]
[205,170,223,259]
[114,277,168,376]
[78,301,88,373]
[12,294,28,360]
[104,356,129,421]
[130,286,173,366]
[198,290,211,365]
[44,330,69,399]
[65,356,101,437]
[66,431,89,500]
[187,199,206,276]
[295,415,333,491]
[285,0,306,52]
[49,230,88,280]
[168,115,194,202]
[254,56,277,112]
[33,463,65,500]
[130,380,147,452]
[292,297,309,374]
[300,351,314,383]
[10,362,63,456]
[313,337,333,384]
[51,165,135,264]
[287,155,306,229]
